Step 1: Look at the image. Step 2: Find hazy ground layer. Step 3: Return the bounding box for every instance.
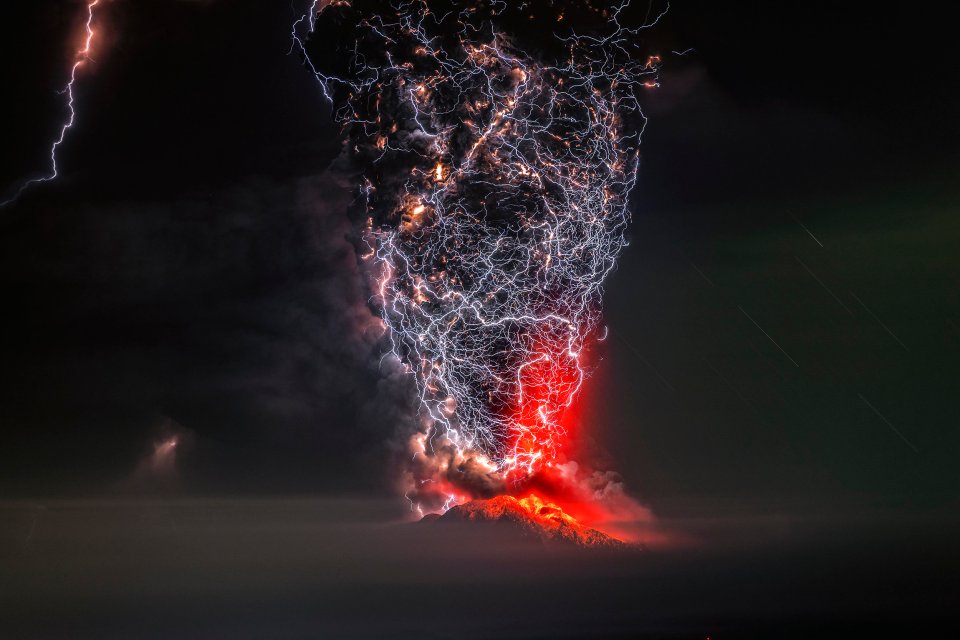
[1,498,956,639]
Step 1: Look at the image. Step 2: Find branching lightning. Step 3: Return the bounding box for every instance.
[298,0,661,510]
[1,0,102,208]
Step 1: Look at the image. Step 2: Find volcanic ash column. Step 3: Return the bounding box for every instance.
[300,0,662,537]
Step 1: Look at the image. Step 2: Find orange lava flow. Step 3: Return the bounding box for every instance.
[438,493,628,546]
[512,493,581,528]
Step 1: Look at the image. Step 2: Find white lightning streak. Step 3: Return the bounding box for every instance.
[1,0,101,208]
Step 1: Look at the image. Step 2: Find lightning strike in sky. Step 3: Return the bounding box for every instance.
[299,0,662,515]
[1,0,102,208]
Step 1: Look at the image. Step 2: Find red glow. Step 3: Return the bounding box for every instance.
[505,348,582,477]
[405,341,660,543]
[466,493,621,546]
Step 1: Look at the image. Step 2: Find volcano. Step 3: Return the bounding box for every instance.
[422,495,628,548]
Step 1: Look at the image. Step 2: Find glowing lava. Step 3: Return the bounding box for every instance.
[430,494,628,547]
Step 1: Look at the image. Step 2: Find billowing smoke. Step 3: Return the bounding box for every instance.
[300,0,661,514]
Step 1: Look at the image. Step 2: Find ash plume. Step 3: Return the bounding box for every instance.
[299,0,662,511]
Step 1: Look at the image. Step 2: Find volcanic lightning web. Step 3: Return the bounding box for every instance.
[297,0,662,516]
[1,0,103,207]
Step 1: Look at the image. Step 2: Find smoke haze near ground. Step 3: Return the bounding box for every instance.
[2,498,956,639]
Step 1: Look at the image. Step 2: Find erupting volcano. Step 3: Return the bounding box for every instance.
[295,0,661,542]
[425,494,627,547]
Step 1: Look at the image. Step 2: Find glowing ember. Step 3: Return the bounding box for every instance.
[430,494,628,547]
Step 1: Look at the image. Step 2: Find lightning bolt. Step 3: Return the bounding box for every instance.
[288,1,336,102]
[1,0,102,208]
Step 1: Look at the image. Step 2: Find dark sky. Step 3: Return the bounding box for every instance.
[2,2,959,638]
[1,1,958,514]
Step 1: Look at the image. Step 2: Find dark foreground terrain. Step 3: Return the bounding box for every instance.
[1,498,957,639]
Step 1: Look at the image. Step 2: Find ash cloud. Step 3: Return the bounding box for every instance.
[301,0,663,521]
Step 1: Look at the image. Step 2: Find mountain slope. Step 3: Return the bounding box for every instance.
[425,495,627,548]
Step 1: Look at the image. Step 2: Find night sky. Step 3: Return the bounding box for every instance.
[1,2,958,638]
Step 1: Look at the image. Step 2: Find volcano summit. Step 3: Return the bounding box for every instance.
[423,495,631,548]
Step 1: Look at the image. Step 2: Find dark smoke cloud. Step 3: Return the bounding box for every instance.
[0,168,428,496]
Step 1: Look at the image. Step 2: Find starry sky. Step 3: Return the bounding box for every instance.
[0,3,959,636]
